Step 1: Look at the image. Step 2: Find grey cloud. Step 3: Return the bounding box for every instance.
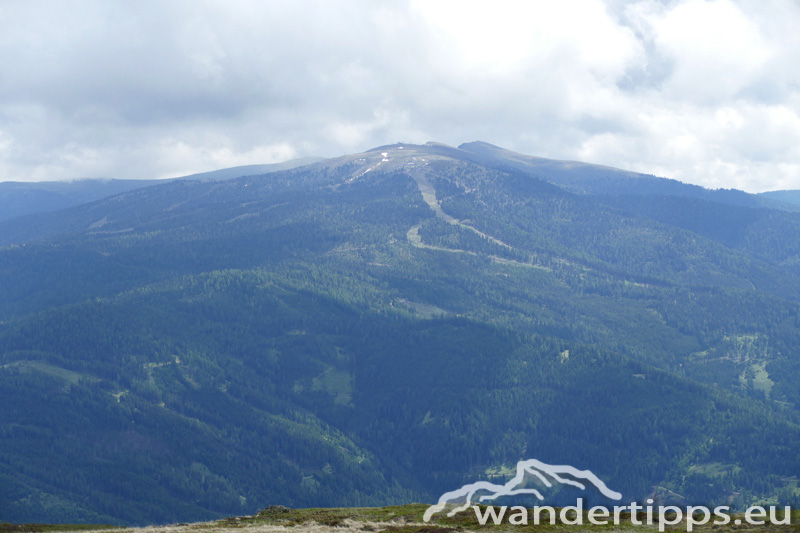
[0,0,799,191]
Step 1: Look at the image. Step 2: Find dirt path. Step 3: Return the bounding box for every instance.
[408,171,514,250]
[406,171,549,271]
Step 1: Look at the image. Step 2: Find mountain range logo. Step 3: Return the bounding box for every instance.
[423,459,622,522]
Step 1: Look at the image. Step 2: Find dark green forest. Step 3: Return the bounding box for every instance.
[2,143,800,525]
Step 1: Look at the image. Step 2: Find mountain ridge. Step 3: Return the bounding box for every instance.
[457,141,800,212]
[0,157,327,224]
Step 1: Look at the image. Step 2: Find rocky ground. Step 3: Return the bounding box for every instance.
[2,504,798,533]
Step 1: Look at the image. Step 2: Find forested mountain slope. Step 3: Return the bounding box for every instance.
[0,157,325,223]
[2,142,800,525]
[760,190,800,206]
[458,141,799,211]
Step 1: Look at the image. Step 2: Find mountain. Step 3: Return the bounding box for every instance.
[458,141,800,211]
[0,157,326,223]
[760,189,800,206]
[454,142,800,275]
[2,142,800,525]
[0,178,163,224]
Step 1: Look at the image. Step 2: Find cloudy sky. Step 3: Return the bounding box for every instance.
[1,0,799,192]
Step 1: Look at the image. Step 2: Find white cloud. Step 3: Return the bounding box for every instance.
[632,0,773,104]
[0,0,799,191]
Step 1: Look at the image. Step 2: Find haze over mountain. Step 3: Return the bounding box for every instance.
[2,142,800,525]
[760,190,800,207]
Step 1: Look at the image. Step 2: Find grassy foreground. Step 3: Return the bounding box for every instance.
[2,504,798,533]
